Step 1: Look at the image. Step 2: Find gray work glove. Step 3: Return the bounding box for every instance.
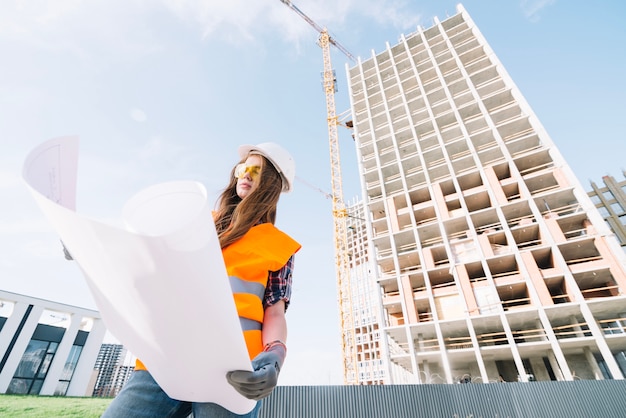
[226,341,286,400]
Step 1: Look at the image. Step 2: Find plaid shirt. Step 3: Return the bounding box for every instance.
[264,254,295,311]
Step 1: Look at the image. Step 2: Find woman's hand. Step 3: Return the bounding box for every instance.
[226,341,286,400]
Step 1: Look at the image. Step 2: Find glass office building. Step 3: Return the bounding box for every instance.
[0,290,105,395]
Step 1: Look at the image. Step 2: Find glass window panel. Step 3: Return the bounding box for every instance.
[54,381,69,396]
[7,378,31,395]
[59,345,83,381]
[13,340,48,378]
[37,354,54,378]
[48,342,59,354]
[29,379,44,395]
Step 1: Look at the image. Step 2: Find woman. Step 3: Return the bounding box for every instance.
[103,142,301,417]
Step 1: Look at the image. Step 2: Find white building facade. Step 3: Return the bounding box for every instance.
[346,4,626,384]
[0,290,105,396]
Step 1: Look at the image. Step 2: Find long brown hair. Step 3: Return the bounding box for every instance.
[214,154,283,249]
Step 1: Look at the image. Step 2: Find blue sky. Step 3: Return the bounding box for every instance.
[1,0,625,385]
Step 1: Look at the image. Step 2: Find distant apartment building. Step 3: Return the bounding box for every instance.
[345,4,626,384]
[588,172,626,250]
[0,290,105,395]
[92,343,134,397]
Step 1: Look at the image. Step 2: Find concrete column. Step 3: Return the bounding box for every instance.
[537,310,573,380]
[39,314,81,395]
[0,302,31,370]
[547,350,565,381]
[421,359,430,383]
[530,357,549,381]
[552,167,570,189]
[477,232,494,257]
[415,333,425,352]
[579,304,623,380]
[0,304,44,392]
[500,316,528,382]
[562,273,577,303]
[583,346,604,380]
[422,247,435,270]
[569,315,585,337]
[542,213,566,242]
[519,252,553,306]
[430,183,449,221]
[455,265,479,315]
[67,318,106,396]
[400,275,418,324]
[386,197,400,233]
[483,166,508,206]
[583,219,597,235]
[465,318,489,384]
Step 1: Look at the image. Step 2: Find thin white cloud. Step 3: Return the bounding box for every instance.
[162,0,270,42]
[1,0,423,57]
[344,0,422,31]
[14,0,84,24]
[162,0,422,45]
[76,136,207,196]
[520,0,556,23]
[0,0,86,57]
[130,108,147,122]
[0,0,83,36]
[0,0,164,68]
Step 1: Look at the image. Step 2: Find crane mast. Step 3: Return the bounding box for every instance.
[279,0,358,384]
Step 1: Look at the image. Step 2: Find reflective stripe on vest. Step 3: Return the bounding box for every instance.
[240,316,262,332]
[223,223,301,359]
[229,276,265,300]
[230,276,264,332]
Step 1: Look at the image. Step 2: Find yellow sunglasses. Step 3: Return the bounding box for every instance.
[234,163,262,180]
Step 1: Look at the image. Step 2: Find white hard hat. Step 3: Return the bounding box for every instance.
[238,142,295,193]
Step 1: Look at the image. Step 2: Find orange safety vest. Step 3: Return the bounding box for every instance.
[135,223,300,371]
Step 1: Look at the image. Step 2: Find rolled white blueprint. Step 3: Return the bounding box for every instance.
[22,136,255,414]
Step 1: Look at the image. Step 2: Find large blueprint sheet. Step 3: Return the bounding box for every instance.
[22,136,255,414]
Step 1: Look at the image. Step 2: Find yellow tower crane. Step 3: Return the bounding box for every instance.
[279,0,358,384]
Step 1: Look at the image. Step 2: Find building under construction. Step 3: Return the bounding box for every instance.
[344,4,626,384]
[588,172,626,251]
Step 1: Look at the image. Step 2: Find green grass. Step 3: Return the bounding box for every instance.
[0,394,112,418]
